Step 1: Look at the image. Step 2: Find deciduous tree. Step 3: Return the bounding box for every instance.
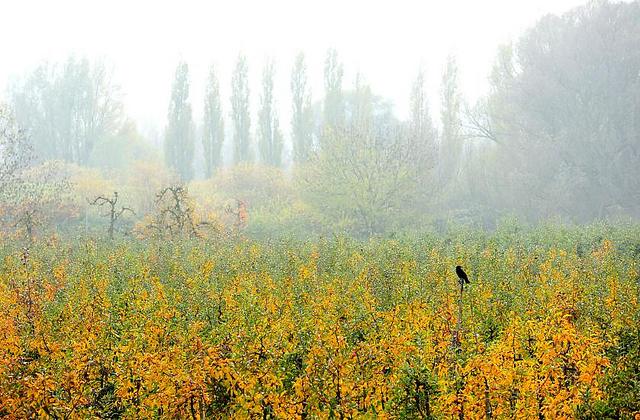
[439,55,463,187]
[10,57,123,165]
[0,104,31,194]
[164,61,195,181]
[231,54,252,163]
[258,59,283,166]
[290,53,314,163]
[323,49,344,134]
[202,65,224,177]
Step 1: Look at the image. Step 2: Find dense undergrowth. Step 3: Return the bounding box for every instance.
[1,223,639,418]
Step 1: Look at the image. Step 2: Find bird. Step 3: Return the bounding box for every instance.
[456,265,470,285]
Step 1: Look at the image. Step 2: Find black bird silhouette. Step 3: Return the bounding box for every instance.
[456,265,470,285]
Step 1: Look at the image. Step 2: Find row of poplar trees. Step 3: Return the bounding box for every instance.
[164,49,462,181]
[164,52,317,181]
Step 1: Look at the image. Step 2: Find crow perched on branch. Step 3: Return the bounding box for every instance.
[456,265,470,286]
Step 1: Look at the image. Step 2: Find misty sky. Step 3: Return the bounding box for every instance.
[1,0,589,135]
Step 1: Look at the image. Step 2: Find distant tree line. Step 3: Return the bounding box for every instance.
[9,57,123,165]
[4,0,639,233]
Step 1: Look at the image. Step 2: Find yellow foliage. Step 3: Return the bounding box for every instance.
[0,237,636,418]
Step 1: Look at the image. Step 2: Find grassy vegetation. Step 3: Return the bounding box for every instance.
[1,223,639,418]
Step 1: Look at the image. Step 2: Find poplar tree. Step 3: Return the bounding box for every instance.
[202,65,224,177]
[258,59,283,166]
[439,55,462,186]
[410,67,437,146]
[165,61,194,181]
[323,49,344,133]
[230,54,251,163]
[290,52,313,163]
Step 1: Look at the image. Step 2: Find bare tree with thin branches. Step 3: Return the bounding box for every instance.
[88,191,135,239]
[149,186,205,238]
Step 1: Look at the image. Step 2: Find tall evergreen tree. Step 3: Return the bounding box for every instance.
[323,49,344,132]
[165,61,195,181]
[439,55,462,185]
[202,65,224,177]
[290,53,313,163]
[230,54,251,163]
[258,59,283,166]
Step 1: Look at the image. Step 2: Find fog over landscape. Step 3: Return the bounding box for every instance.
[2,0,587,128]
[3,0,638,237]
[2,1,640,418]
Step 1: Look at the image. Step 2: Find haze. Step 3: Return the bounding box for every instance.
[1,0,638,239]
[2,0,586,126]
[2,2,640,416]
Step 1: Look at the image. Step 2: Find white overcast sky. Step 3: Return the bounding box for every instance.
[1,0,589,134]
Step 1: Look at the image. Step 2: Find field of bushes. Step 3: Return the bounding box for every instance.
[1,223,639,418]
